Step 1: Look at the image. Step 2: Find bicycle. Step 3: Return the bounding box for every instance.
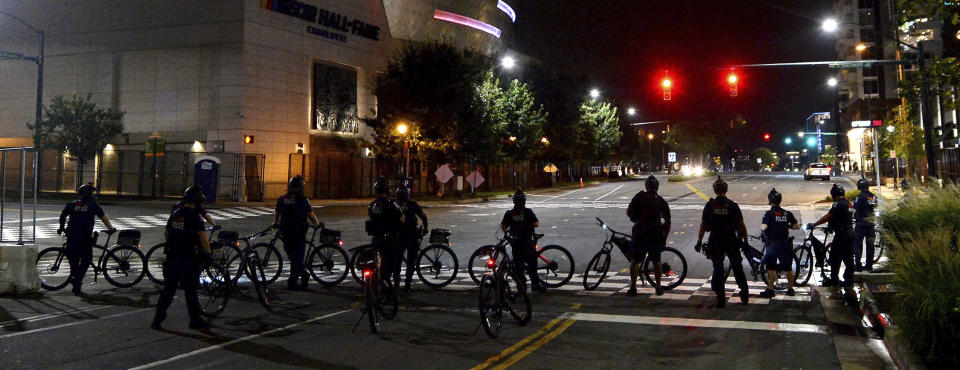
[582,218,689,291]
[476,230,531,339]
[37,229,146,290]
[721,235,800,289]
[351,244,398,334]
[202,227,275,312]
[468,233,574,288]
[793,225,836,286]
[349,227,459,288]
[304,223,350,286]
[145,225,233,285]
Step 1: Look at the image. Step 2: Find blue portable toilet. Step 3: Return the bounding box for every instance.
[194,155,221,203]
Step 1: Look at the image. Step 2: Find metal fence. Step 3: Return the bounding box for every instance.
[0,147,38,244]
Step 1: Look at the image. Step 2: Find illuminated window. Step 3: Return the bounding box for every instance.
[312,62,358,133]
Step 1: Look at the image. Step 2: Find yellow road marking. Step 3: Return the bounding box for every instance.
[619,268,628,273]
[472,318,564,370]
[571,303,581,310]
[685,184,709,201]
[491,319,577,370]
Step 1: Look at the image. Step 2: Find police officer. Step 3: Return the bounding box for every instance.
[57,183,116,295]
[695,177,750,307]
[625,175,671,296]
[274,175,320,290]
[395,186,427,290]
[758,188,800,298]
[171,188,217,228]
[852,178,878,272]
[808,184,856,287]
[152,186,211,330]
[500,190,546,292]
[367,177,403,283]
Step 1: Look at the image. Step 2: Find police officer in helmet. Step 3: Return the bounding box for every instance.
[273,175,320,290]
[500,189,546,292]
[808,184,856,286]
[625,175,671,296]
[852,178,878,271]
[57,183,116,295]
[395,186,427,290]
[367,177,403,283]
[152,186,212,330]
[758,188,800,298]
[695,176,750,307]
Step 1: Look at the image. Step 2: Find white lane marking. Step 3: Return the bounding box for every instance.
[0,305,114,328]
[129,309,350,370]
[567,312,828,334]
[0,308,151,339]
[537,188,582,203]
[593,184,624,202]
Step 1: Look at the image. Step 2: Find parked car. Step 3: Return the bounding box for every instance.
[804,163,831,181]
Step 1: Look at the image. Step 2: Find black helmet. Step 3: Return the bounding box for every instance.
[288,175,305,192]
[396,186,410,201]
[768,188,782,205]
[512,189,526,208]
[77,183,96,199]
[183,186,205,204]
[374,177,390,196]
[857,178,869,191]
[645,175,660,193]
[713,176,728,195]
[830,183,845,200]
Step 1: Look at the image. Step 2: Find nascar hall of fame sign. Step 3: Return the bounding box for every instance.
[260,0,381,43]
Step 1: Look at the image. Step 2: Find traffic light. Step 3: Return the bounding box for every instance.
[763,133,771,142]
[244,135,255,144]
[727,72,738,97]
[661,76,672,101]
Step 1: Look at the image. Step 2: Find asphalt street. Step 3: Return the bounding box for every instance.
[0,172,865,369]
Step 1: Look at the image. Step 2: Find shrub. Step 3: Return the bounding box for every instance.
[821,189,860,203]
[887,227,960,368]
[881,180,960,239]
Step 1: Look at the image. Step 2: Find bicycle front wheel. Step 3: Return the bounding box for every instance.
[308,244,349,286]
[583,250,611,291]
[793,245,813,286]
[416,244,459,288]
[644,247,688,290]
[37,247,71,291]
[144,243,167,285]
[478,275,502,339]
[102,245,146,288]
[537,245,575,288]
[199,263,231,318]
[249,243,283,284]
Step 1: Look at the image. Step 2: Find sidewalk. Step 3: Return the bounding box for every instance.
[840,173,904,202]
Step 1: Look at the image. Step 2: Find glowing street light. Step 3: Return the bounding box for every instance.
[397,122,410,178]
[827,77,838,87]
[784,137,792,145]
[396,122,409,135]
[501,55,516,69]
[627,107,636,116]
[647,133,654,140]
[822,18,839,32]
[855,43,867,52]
[540,136,550,145]
[509,135,517,142]
[589,89,600,99]
[887,125,895,133]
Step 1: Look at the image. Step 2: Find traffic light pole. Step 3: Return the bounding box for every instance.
[917,42,938,179]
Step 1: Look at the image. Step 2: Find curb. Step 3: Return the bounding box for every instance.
[884,327,928,370]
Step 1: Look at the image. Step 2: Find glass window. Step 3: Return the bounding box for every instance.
[864,80,880,95]
[862,65,878,77]
[312,62,358,133]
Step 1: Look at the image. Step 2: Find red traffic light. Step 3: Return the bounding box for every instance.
[763,133,771,141]
[244,135,255,144]
[727,74,738,84]
[727,71,738,97]
[661,72,673,101]
[661,78,672,88]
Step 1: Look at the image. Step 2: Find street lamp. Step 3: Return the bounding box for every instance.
[855,43,867,52]
[826,77,838,87]
[627,107,636,116]
[821,18,839,32]
[647,133,654,172]
[886,125,895,133]
[501,55,516,70]
[589,89,600,99]
[508,135,517,142]
[396,122,410,178]
[540,136,550,145]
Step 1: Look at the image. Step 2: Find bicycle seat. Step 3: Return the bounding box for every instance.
[534,233,544,240]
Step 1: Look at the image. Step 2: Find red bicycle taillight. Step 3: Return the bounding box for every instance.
[363,270,372,277]
[339,240,343,246]
[236,241,241,246]
[486,259,496,268]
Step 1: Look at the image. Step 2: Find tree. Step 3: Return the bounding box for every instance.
[663,121,720,166]
[821,147,839,165]
[498,78,547,161]
[754,148,780,170]
[895,0,960,24]
[880,105,926,176]
[28,94,124,177]
[578,99,621,162]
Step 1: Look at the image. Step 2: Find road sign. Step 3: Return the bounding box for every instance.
[543,163,558,173]
[828,61,873,69]
[667,152,677,163]
[466,171,485,188]
[0,50,25,60]
[890,150,896,158]
[434,165,454,184]
[852,120,883,128]
[144,139,166,157]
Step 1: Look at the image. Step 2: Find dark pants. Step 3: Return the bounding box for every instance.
[709,240,749,298]
[830,232,856,285]
[281,230,307,288]
[65,233,93,290]
[761,237,793,272]
[853,222,876,270]
[154,258,202,325]
[398,232,419,286]
[630,223,663,263]
[374,234,398,286]
[512,239,544,289]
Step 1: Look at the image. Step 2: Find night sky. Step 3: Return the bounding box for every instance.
[513,0,838,150]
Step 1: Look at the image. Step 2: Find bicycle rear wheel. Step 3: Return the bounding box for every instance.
[478,275,502,339]
[308,244,349,286]
[37,247,71,291]
[250,243,283,284]
[536,245,574,288]
[468,245,499,285]
[102,245,146,288]
[199,263,230,318]
[416,244,459,288]
[504,272,531,325]
[644,247,688,290]
[144,243,167,285]
[793,245,813,286]
[582,250,611,290]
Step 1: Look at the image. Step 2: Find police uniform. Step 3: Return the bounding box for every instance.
[626,191,671,263]
[58,198,105,291]
[501,207,544,289]
[172,200,207,219]
[153,205,205,327]
[368,195,403,276]
[276,193,314,288]
[852,190,878,270]
[701,196,750,298]
[397,199,427,287]
[827,198,856,285]
[761,206,798,271]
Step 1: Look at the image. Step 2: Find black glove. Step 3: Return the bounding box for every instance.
[694,241,702,253]
[57,227,64,235]
[107,228,117,234]
[212,225,222,231]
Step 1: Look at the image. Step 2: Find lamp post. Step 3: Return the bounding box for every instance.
[396,123,409,179]
[647,133,654,173]
[888,124,899,189]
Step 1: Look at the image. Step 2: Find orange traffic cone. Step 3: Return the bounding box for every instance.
[579,177,583,188]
